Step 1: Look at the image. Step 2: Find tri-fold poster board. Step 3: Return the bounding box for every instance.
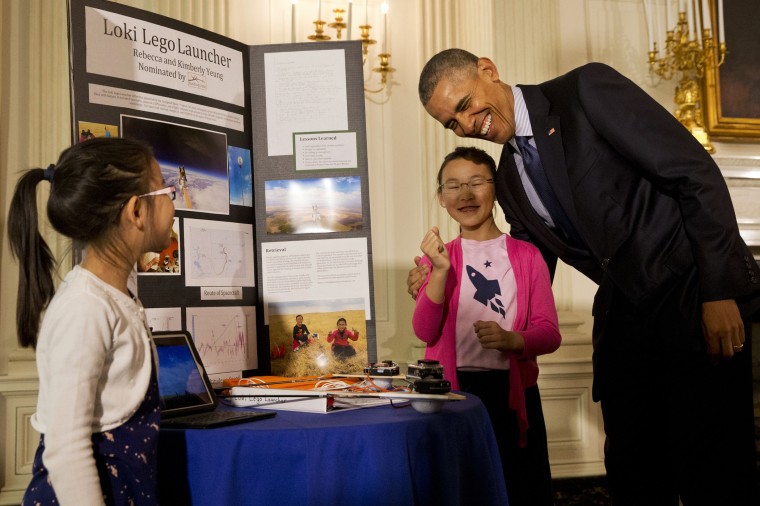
[67,0,377,384]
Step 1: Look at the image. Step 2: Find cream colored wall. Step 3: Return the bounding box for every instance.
[2,0,759,501]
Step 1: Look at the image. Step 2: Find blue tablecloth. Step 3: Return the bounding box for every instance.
[158,393,508,506]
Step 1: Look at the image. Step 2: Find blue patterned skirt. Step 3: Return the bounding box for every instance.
[23,367,160,505]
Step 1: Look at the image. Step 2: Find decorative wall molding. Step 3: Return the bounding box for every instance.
[715,156,760,257]
[0,374,40,504]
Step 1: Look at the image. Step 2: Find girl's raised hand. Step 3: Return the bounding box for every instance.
[420,226,450,271]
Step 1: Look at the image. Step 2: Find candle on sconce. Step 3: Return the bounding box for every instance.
[347,0,353,39]
[643,0,654,52]
[364,0,369,25]
[652,0,660,52]
[718,0,725,43]
[657,0,664,52]
[381,2,388,53]
[693,0,702,44]
[666,0,673,31]
[700,0,711,32]
[291,0,297,43]
[686,0,694,39]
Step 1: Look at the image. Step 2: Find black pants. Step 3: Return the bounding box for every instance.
[332,344,356,360]
[594,268,759,505]
[457,369,553,506]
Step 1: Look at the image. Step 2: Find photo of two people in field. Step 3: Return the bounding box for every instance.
[268,308,368,377]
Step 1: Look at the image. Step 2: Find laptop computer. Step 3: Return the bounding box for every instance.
[153,330,275,429]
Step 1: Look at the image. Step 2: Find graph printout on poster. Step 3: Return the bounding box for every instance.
[183,218,255,287]
[144,307,182,332]
[186,306,257,374]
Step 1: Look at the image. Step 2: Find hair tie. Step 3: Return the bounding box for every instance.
[42,164,55,183]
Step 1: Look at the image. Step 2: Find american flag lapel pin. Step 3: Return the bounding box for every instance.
[548,128,555,136]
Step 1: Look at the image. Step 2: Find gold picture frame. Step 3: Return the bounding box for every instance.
[702,0,760,140]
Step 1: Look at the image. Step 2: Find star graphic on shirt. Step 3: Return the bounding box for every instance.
[484,260,492,268]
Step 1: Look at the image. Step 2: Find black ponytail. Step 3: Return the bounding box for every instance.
[7,169,56,348]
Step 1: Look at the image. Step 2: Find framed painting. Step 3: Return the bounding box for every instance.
[702,0,760,139]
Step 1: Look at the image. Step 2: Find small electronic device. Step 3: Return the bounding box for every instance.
[364,360,400,376]
[406,359,444,381]
[413,378,451,395]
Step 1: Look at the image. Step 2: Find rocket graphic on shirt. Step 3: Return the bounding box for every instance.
[466,265,506,318]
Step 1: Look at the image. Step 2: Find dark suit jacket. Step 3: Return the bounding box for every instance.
[495,62,760,317]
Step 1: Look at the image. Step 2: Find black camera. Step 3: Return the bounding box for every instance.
[406,359,444,381]
[413,378,451,395]
[364,360,400,376]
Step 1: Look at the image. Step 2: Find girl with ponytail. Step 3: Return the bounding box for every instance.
[7,137,176,505]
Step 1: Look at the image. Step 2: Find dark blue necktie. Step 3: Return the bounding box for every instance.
[515,136,582,246]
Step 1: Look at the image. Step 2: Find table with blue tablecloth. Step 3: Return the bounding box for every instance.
[157,393,508,506]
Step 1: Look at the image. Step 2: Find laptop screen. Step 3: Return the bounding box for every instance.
[154,332,216,416]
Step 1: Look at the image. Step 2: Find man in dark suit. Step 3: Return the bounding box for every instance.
[409,48,760,504]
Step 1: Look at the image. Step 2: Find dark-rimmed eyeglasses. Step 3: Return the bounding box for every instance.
[438,178,494,195]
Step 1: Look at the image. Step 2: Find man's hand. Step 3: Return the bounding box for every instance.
[407,256,430,299]
[702,299,745,360]
[473,321,525,353]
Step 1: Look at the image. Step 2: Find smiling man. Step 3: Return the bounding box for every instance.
[409,48,760,505]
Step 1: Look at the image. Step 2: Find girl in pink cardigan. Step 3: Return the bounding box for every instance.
[412,147,560,505]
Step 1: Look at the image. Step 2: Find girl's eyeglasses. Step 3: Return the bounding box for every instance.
[438,178,494,196]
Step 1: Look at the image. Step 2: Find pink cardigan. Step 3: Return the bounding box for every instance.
[412,235,561,446]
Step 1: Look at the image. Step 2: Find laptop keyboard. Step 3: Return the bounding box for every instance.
[162,410,275,428]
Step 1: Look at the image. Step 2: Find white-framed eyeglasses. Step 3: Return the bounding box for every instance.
[138,185,176,201]
[439,177,494,195]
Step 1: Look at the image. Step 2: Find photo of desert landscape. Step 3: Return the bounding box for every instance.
[268,304,368,377]
[264,176,363,235]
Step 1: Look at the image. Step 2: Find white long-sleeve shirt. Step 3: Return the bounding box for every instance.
[31,265,153,505]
